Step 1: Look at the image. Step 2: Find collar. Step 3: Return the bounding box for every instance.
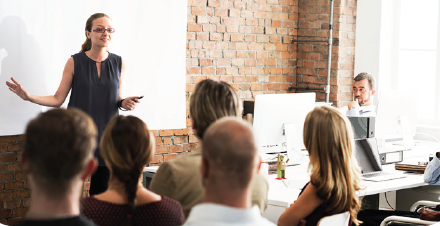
[186,203,262,224]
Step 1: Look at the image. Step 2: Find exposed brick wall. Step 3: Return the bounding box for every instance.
[0,135,29,225]
[0,0,358,223]
[294,0,356,106]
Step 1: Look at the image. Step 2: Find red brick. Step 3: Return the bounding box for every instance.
[0,191,12,201]
[0,173,13,182]
[14,190,31,199]
[150,155,163,164]
[200,59,212,66]
[169,145,183,153]
[173,136,188,144]
[174,129,188,136]
[164,154,179,162]
[188,24,202,32]
[0,136,16,143]
[0,153,16,163]
[15,172,27,181]
[23,198,31,207]
[5,182,22,191]
[4,199,21,209]
[188,67,201,75]
[8,143,23,152]
[155,146,169,155]
[251,84,263,91]
[0,209,11,218]
[196,33,209,41]
[0,144,7,153]
[7,163,21,172]
[13,207,29,217]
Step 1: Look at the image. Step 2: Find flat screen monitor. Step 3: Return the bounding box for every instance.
[253,93,316,155]
[375,90,420,142]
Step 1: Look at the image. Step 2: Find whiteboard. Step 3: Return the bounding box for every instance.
[0,0,187,135]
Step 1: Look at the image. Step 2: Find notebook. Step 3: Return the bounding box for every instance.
[355,138,406,182]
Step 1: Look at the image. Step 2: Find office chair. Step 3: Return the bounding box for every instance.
[380,201,440,226]
[317,211,350,226]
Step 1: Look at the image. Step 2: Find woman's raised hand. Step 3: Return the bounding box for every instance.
[6,77,30,101]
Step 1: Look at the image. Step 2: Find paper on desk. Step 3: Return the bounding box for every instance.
[260,153,279,163]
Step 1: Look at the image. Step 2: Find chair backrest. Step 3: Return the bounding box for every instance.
[317,211,350,226]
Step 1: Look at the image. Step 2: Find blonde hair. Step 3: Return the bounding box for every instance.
[100,115,154,226]
[190,79,240,139]
[303,106,362,225]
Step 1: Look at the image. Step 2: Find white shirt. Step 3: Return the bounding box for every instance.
[183,203,275,226]
[340,105,376,117]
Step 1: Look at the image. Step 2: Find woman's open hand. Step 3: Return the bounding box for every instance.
[6,77,30,101]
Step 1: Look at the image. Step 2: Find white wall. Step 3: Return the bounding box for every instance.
[0,0,187,135]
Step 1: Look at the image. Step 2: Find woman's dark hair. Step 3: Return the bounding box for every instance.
[80,13,110,53]
[100,116,154,226]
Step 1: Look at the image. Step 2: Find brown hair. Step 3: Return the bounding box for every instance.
[303,106,362,225]
[190,79,240,139]
[24,108,97,198]
[80,13,110,53]
[100,115,154,226]
[202,117,257,189]
[354,72,376,90]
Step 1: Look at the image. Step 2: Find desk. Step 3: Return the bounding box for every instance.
[263,165,427,223]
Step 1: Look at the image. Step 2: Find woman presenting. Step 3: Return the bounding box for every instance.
[5,13,139,196]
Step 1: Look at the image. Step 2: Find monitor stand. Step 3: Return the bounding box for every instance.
[283,123,304,166]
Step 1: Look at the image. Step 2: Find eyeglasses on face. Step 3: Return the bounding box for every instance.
[92,28,116,33]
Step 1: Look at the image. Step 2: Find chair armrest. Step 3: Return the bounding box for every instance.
[380,216,437,226]
[411,201,440,212]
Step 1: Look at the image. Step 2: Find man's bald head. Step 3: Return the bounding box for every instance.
[202,117,258,190]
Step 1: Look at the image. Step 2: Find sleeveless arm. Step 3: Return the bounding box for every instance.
[278,183,324,226]
[7,57,74,107]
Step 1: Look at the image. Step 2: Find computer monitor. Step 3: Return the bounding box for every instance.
[253,93,316,165]
[375,90,420,147]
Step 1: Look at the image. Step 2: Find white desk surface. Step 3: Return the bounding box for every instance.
[266,139,440,208]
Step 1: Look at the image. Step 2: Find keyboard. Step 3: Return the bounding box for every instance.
[362,171,406,181]
[363,171,391,178]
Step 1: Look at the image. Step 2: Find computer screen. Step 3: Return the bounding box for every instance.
[253,93,316,158]
[375,90,420,142]
[355,138,382,174]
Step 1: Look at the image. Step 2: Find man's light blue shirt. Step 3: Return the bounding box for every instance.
[424,155,440,184]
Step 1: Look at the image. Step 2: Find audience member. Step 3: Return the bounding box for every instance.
[424,151,440,184]
[183,117,275,226]
[340,72,377,117]
[18,108,98,226]
[278,106,363,226]
[149,79,269,218]
[81,115,184,226]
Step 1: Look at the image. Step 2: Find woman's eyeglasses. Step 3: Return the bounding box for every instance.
[92,28,116,33]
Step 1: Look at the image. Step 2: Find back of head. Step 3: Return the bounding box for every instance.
[100,116,154,220]
[202,117,257,190]
[24,108,97,198]
[303,106,362,225]
[354,72,376,90]
[190,79,240,139]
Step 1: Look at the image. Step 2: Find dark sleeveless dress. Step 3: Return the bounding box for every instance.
[68,52,121,166]
[299,182,352,226]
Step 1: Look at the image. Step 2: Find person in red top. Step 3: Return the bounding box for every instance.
[81,115,184,226]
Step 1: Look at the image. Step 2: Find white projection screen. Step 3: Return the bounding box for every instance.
[0,0,187,135]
